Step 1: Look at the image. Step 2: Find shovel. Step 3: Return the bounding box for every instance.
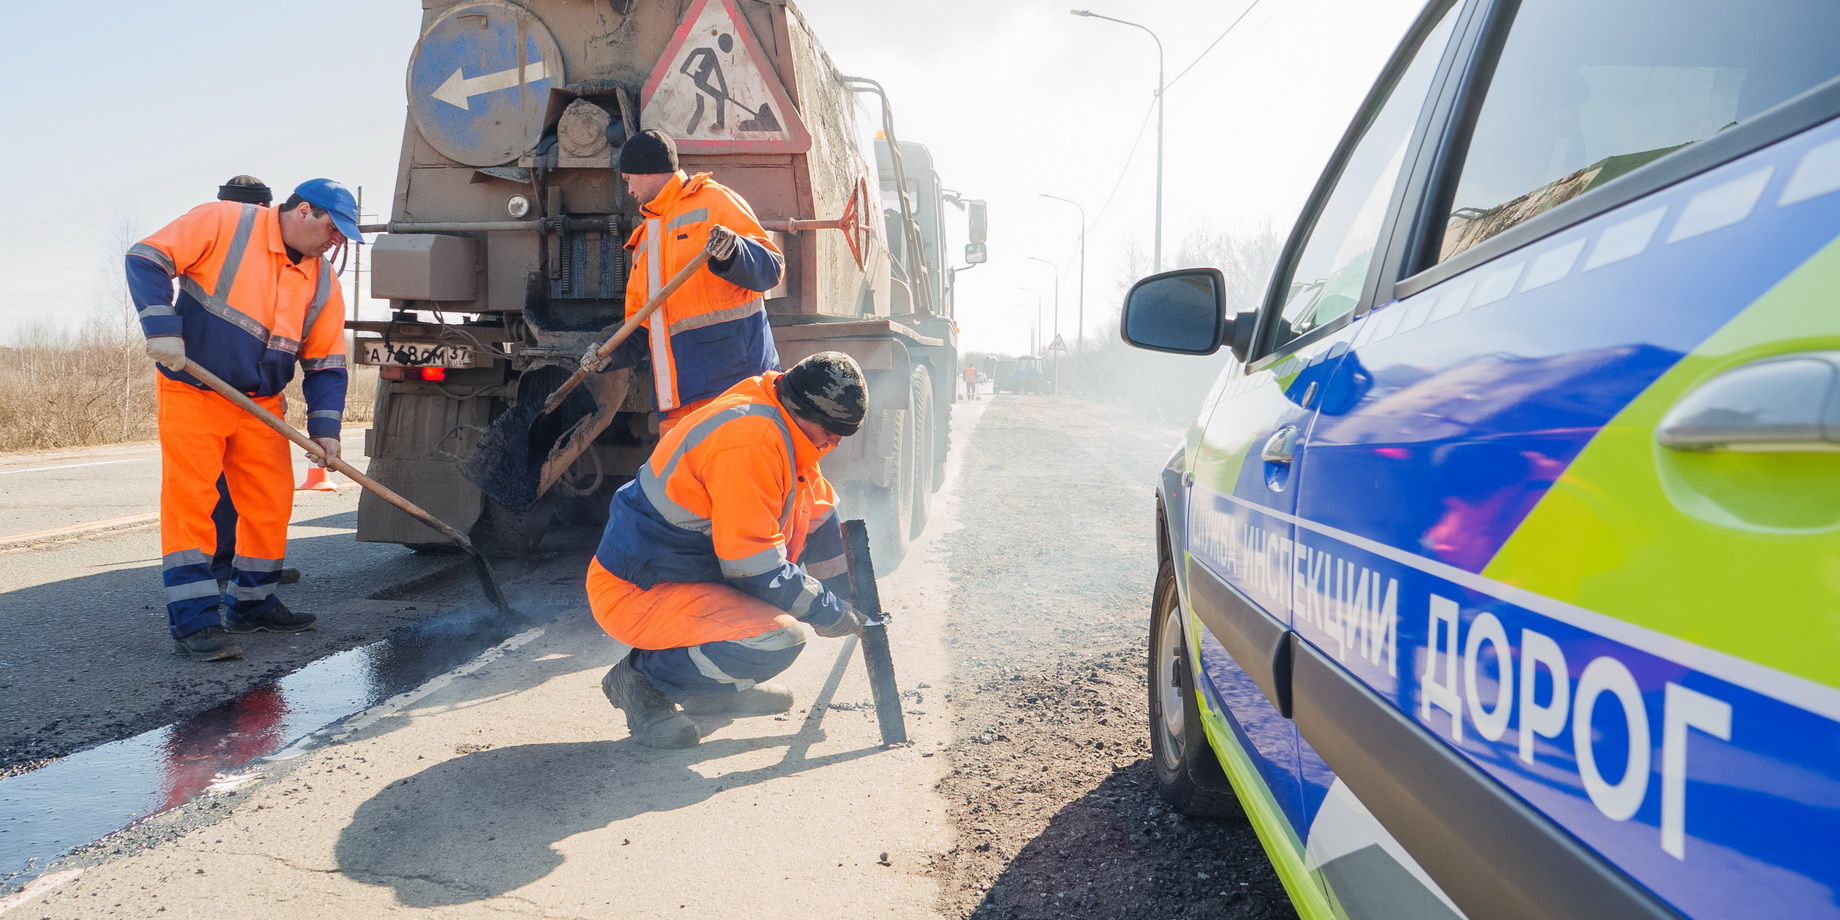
[460,250,713,511]
[842,518,907,745]
[178,361,521,620]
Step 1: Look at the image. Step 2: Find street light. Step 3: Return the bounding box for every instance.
[1038,193,1085,355]
[1025,256,1060,352]
[1026,256,1063,395]
[1015,287,1043,356]
[1071,9,1164,272]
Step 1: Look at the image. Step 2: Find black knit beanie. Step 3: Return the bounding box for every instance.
[218,175,272,206]
[776,352,868,437]
[618,129,679,175]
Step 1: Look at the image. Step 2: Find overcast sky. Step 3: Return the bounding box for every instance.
[0,0,1423,354]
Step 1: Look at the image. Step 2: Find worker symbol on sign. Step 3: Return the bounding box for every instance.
[641,0,811,153]
[680,33,782,136]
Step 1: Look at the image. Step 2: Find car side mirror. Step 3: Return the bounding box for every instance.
[1121,268,1249,361]
[964,242,987,264]
[966,200,988,245]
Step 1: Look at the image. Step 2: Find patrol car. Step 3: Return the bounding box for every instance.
[1121,0,1840,917]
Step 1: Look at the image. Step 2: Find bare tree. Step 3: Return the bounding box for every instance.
[1077,225,1284,422]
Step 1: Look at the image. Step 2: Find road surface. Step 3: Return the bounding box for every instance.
[0,395,1293,919]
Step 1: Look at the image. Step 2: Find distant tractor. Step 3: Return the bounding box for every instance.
[995,355,1045,395]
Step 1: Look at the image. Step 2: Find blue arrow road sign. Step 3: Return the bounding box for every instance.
[407,2,562,167]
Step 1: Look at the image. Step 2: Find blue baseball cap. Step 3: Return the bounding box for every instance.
[291,178,363,242]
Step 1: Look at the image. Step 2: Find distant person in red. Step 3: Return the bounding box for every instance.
[963,363,979,400]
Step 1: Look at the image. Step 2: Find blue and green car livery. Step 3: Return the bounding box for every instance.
[1126,0,1840,918]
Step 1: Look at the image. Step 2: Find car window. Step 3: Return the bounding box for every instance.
[1438,0,1840,262]
[1268,6,1459,353]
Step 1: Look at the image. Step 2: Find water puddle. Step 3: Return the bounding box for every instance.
[0,604,545,891]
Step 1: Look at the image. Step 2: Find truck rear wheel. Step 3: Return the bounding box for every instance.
[470,494,554,558]
[908,365,934,538]
[859,378,915,568]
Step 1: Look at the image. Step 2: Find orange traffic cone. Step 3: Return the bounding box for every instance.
[296,465,339,492]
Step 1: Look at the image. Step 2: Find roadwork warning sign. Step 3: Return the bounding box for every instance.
[640,0,812,153]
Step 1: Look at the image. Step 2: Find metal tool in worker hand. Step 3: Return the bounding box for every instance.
[842,518,907,745]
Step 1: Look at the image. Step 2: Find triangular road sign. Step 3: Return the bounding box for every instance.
[1049,333,1068,352]
[641,0,812,153]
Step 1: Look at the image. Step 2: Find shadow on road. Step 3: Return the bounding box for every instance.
[967,760,1297,920]
[333,638,885,906]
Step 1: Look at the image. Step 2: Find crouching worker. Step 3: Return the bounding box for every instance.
[586,352,869,748]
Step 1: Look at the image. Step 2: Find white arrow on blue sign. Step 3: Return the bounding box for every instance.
[433,60,554,112]
[407,1,564,167]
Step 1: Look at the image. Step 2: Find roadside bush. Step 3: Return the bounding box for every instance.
[0,319,378,454]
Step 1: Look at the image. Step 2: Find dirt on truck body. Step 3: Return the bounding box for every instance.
[353,0,986,561]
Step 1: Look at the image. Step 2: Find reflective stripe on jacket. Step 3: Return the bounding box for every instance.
[593,371,850,619]
[126,201,348,437]
[625,171,784,411]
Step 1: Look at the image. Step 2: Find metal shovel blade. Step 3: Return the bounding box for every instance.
[459,366,601,513]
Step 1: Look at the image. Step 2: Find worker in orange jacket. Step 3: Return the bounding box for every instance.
[587,352,868,748]
[126,179,358,661]
[205,176,300,591]
[583,129,784,437]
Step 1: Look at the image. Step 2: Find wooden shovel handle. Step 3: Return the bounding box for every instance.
[182,362,473,548]
[540,249,715,416]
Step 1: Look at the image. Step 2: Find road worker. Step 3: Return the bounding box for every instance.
[126,178,357,661]
[587,351,869,748]
[582,129,785,437]
[206,176,301,592]
[964,362,978,400]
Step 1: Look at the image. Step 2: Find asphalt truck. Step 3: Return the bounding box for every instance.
[350,0,986,562]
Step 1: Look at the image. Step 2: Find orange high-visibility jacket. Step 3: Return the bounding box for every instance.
[126,201,348,437]
[593,371,850,620]
[623,171,784,412]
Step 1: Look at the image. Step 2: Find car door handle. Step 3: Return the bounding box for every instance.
[1261,427,1298,464]
[1657,352,1840,452]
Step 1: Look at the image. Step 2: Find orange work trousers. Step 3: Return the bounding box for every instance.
[586,558,805,700]
[157,375,293,637]
[586,557,797,650]
[656,397,715,440]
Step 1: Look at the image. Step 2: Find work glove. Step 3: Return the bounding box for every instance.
[311,437,341,469]
[580,343,612,373]
[705,224,739,261]
[805,598,865,639]
[145,335,186,371]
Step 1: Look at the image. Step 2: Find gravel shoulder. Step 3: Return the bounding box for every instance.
[931,394,1297,920]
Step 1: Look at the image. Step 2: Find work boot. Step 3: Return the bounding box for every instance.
[601,661,699,748]
[277,568,302,585]
[224,601,317,634]
[175,626,243,662]
[681,683,795,716]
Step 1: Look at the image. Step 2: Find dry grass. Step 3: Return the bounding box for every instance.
[0,319,378,454]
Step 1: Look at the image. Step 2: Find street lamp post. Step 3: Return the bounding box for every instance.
[1025,256,1060,347]
[1072,9,1163,272]
[1038,193,1085,355]
[1026,256,1062,394]
[1015,287,1043,356]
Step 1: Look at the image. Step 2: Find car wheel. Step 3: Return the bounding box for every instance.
[1149,556,1245,818]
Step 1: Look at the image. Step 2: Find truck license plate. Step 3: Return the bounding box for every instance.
[360,341,475,368]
